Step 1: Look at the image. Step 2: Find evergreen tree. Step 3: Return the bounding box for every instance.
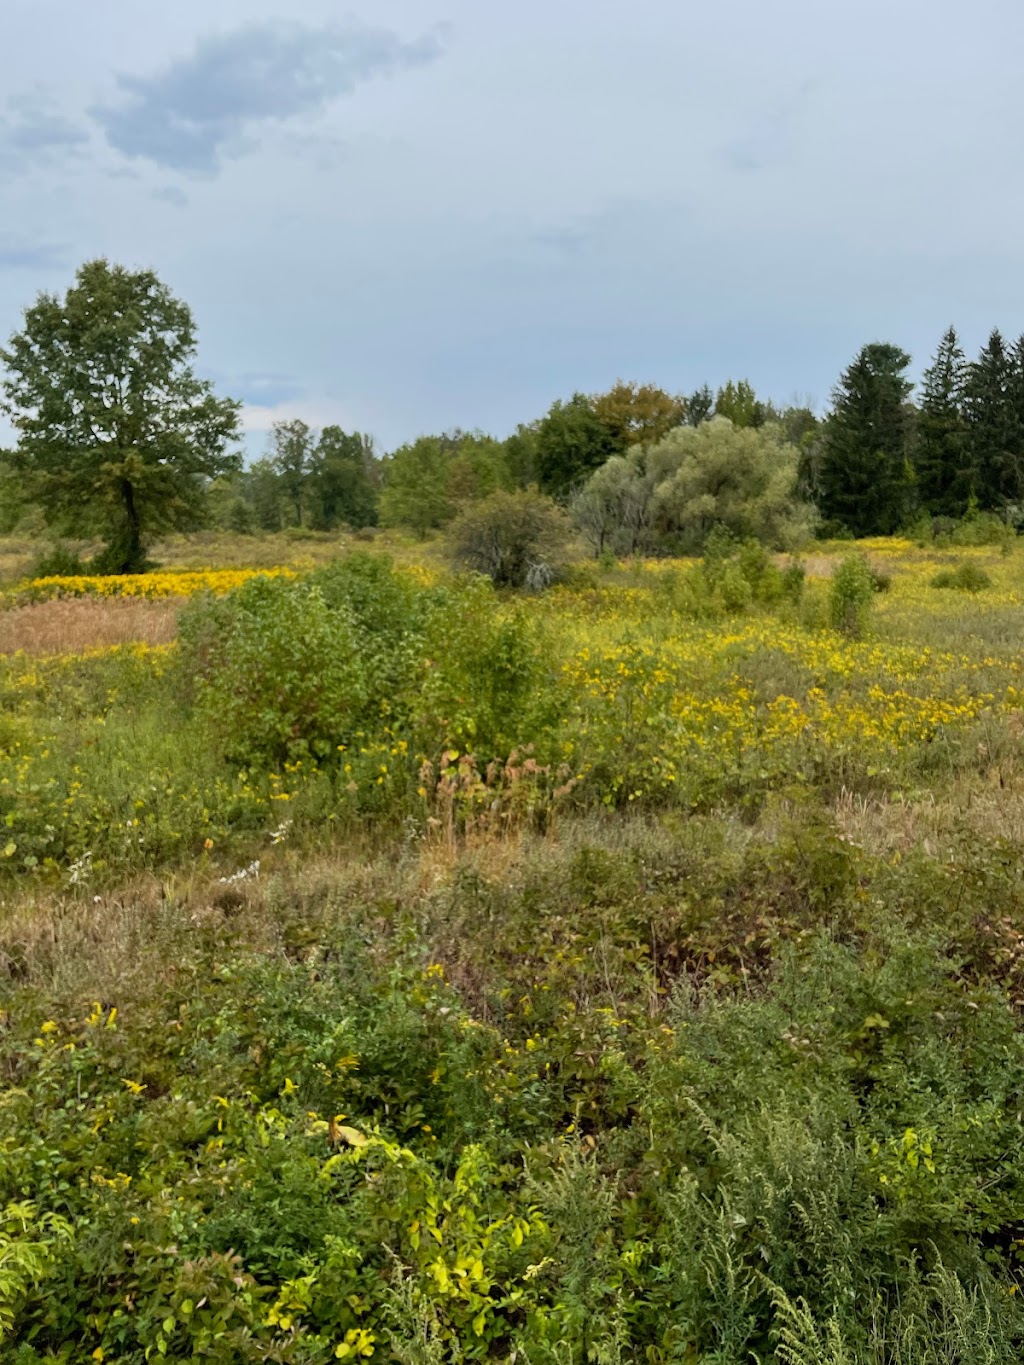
[915,327,969,517]
[686,384,715,426]
[714,379,766,428]
[963,329,1024,510]
[819,343,913,536]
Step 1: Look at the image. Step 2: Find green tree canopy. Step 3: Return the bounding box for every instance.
[379,430,511,535]
[0,258,240,572]
[916,327,969,517]
[646,417,813,552]
[714,379,766,428]
[307,426,378,530]
[379,435,455,535]
[818,343,914,536]
[535,393,623,495]
[270,419,315,527]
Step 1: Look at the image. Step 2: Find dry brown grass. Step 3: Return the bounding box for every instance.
[0,596,183,655]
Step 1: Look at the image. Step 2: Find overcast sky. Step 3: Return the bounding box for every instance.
[2,0,1023,452]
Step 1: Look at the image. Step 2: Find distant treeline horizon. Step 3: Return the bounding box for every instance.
[2,261,1023,559]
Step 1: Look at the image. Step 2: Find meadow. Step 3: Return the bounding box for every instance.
[1,533,1024,1362]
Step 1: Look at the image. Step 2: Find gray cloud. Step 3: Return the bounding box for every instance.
[720,85,813,174]
[532,225,593,259]
[0,91,89,174]
[0,239,69,270]
[153,185,189,208]
[91,21,447,174]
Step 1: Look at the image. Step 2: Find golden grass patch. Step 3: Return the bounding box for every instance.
[0,596,184,655]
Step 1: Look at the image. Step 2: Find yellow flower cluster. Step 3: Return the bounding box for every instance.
[14,567,297,601]
[550,567,1024,801]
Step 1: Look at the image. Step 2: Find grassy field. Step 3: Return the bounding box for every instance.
[1,534,1024,1362]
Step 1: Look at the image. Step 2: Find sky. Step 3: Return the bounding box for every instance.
[2,0,1023,454]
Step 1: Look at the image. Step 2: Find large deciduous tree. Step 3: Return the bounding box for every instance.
[307,426,378,530]
[591,380,686,448]
[270,418,315,527]
[379,435,454,535]
[818,343,914,536]
[0,258,240,572]
[571,452,656,556]
[646,417,812,551]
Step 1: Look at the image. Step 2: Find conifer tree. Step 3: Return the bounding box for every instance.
[963,329,1024,510]
[915,327,968,517]
[819,343,913,536]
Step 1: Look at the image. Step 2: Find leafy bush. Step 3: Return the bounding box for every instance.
[29,543,85,578]
[828,554,876,638]
[179,575,370,764]
[446,489,570,589]
[699,529,797,613]
[931,561,993,593]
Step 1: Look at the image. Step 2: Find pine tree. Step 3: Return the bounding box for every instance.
[915,327,968,517]
[963,329,1024,510]
[819,343,913,536]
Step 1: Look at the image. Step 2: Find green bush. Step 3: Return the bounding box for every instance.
[699,530,796,613]
[828,554,876,638]
[29,543,85,578]
[179,575,370,765]
[446,489,570,589]
[931,561,993,593]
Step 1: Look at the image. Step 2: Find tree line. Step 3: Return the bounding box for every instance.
[1,259,1022,571]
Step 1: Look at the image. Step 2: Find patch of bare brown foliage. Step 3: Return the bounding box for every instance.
[0,597,183,656]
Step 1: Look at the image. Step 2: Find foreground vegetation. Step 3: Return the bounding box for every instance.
[0,534,1023,1360]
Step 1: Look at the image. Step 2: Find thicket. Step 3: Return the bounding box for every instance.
[2,814,1024,1361]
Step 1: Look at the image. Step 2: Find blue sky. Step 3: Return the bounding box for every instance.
[2,0,1023,452]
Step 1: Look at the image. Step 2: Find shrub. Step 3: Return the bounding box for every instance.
[931,561,993,593]
[417,577,559,758]
[951,509,1015,549]
[29,543,85,578]
[828,554,875,638]
[179,575,370,765]
[700,530,793,611]
[446,489,569,589]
